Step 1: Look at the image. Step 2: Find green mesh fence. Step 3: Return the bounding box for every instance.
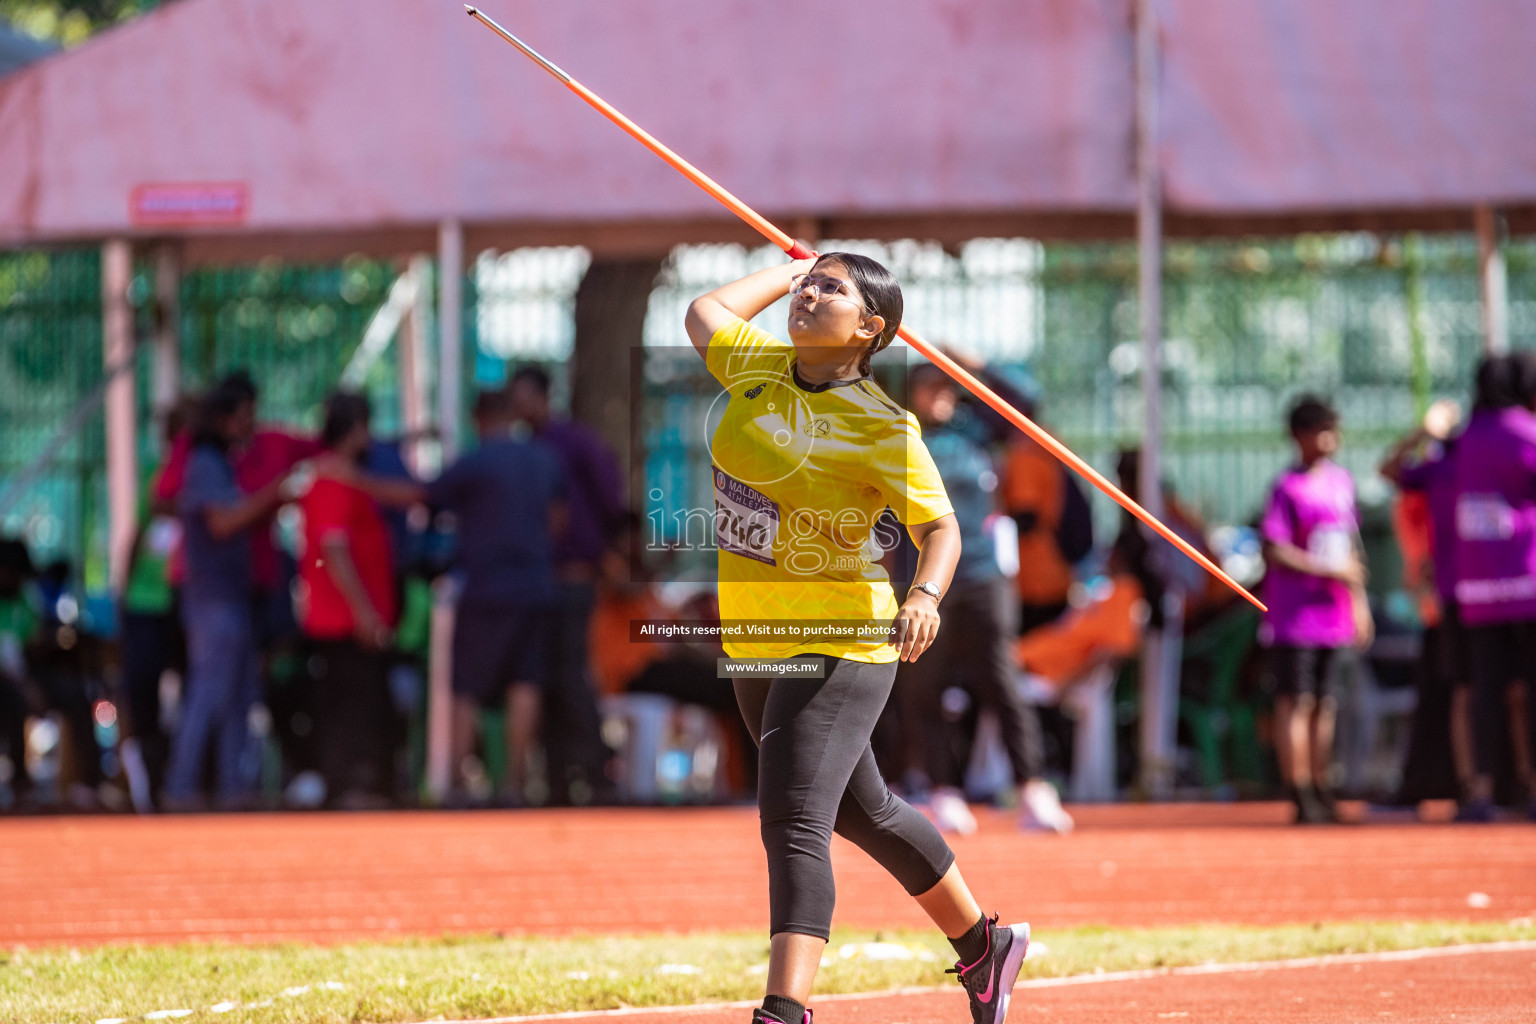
[177,257,400,434]
[638,234,1536,586]
[0,250,401,581]
[0,249,107,580]
[3,234,1533,599]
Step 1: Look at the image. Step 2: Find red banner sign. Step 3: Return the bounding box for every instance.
[129,183,250,226]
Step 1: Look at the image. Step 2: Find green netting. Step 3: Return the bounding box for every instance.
[0,249,107,577]
[3,234,1533,595]
[638,234,1536,582]
[0,251,401,578]
[177,257,400,433]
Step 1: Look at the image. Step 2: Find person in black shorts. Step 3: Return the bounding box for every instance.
[427,389,565,805]
[1380,399,1474,803]
[687,252,1032,1024]
[1257,398,1371,824]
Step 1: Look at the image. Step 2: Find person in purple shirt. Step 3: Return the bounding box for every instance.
[1381,398,1473,802]
[509,366,626,805]
[1259,396,1372,824]
[1452,353,1536,821]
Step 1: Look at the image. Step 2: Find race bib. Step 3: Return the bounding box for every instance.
[1457,493,1515,541]
[1307,526,1353,572]
[714,467,779,565]
[145,515,182,557]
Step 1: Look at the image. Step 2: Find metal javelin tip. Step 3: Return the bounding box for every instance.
[465,6,478,14]
[463,6,573,83]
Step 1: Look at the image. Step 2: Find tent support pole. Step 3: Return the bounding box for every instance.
[153,242,181,430]
[400,255,435,476]
[438,219,464,461]
[103,238,138,595]
[1475,205,1508,355]
[427,222,464,804]
[1136,0,1178,801]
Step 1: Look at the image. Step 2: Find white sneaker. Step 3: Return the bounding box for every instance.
[930,786,979,836]
[1019,779,1074,834]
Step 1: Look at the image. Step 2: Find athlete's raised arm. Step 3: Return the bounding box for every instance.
[685,257,819,358]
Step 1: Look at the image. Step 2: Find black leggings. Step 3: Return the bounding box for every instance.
[1466,620,1536,784]
[735,655,956,940]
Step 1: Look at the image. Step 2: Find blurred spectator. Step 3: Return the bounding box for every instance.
[427,387,564,805]
[997,388,1093,636]
[163,379,288,810]
[1014,570,1148,689]
[0,537,42,807]
[117,400,193,811]
[24,556,107,805]
[1452,353,1536,821]
[1379,398,1470,803]
[156,371,320,602]
[588,515,751,791]
[156,371,320,803]
[1114,450,1228,631]
[509,366,623,804]
[895,360,1072,835]
[297,392,403,808]
[1258,396,1372,825]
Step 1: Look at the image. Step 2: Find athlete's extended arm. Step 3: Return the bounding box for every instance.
[893,513,961,663]
[684,258,818,358]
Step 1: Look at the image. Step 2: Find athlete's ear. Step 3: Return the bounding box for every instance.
[858,314,885,343]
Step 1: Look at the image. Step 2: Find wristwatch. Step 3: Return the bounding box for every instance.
[909,581,942,603]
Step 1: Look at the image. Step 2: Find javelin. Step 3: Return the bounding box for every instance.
[465,5,1265,613]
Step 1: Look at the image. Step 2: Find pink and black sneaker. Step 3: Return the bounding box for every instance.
[750,1008,811,1024]
[947,914,1031,1024]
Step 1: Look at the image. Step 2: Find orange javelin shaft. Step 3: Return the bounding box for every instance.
[465,5,1265,613]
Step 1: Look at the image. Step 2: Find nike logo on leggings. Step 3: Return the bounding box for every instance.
[760,727,781,741]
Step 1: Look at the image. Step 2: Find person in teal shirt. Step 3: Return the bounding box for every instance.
[893,360,1075,835]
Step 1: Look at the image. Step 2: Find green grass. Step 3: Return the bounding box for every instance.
[4,919,1533,1024]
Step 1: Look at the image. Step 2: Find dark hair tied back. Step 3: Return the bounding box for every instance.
[813,252,903,377]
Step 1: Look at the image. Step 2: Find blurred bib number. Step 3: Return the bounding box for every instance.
[1307,526,1353,573]
[1457,493,1515,541]
[714,468,779,566]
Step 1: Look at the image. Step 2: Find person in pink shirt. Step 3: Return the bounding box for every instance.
[1380,399,1473,805]
[1259,396,1372,824]
[1452,353,1536,822]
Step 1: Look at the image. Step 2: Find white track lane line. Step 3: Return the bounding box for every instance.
[424,939,1536,1023]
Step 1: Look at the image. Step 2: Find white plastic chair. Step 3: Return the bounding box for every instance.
[964,664,1118,803]
[1342,635,1420,794]
[600,692,676,801]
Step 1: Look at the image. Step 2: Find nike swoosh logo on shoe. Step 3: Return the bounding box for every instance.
[975,969,996,1004]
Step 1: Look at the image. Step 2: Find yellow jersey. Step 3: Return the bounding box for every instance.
[705,317,953,663]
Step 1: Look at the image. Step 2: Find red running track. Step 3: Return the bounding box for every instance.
[470,946,1536,1024]
[3,803,1534,947]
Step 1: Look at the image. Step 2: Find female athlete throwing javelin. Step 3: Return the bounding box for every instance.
[686,253,1031,1024]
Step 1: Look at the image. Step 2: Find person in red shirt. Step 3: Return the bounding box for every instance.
[298,392,402,808]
